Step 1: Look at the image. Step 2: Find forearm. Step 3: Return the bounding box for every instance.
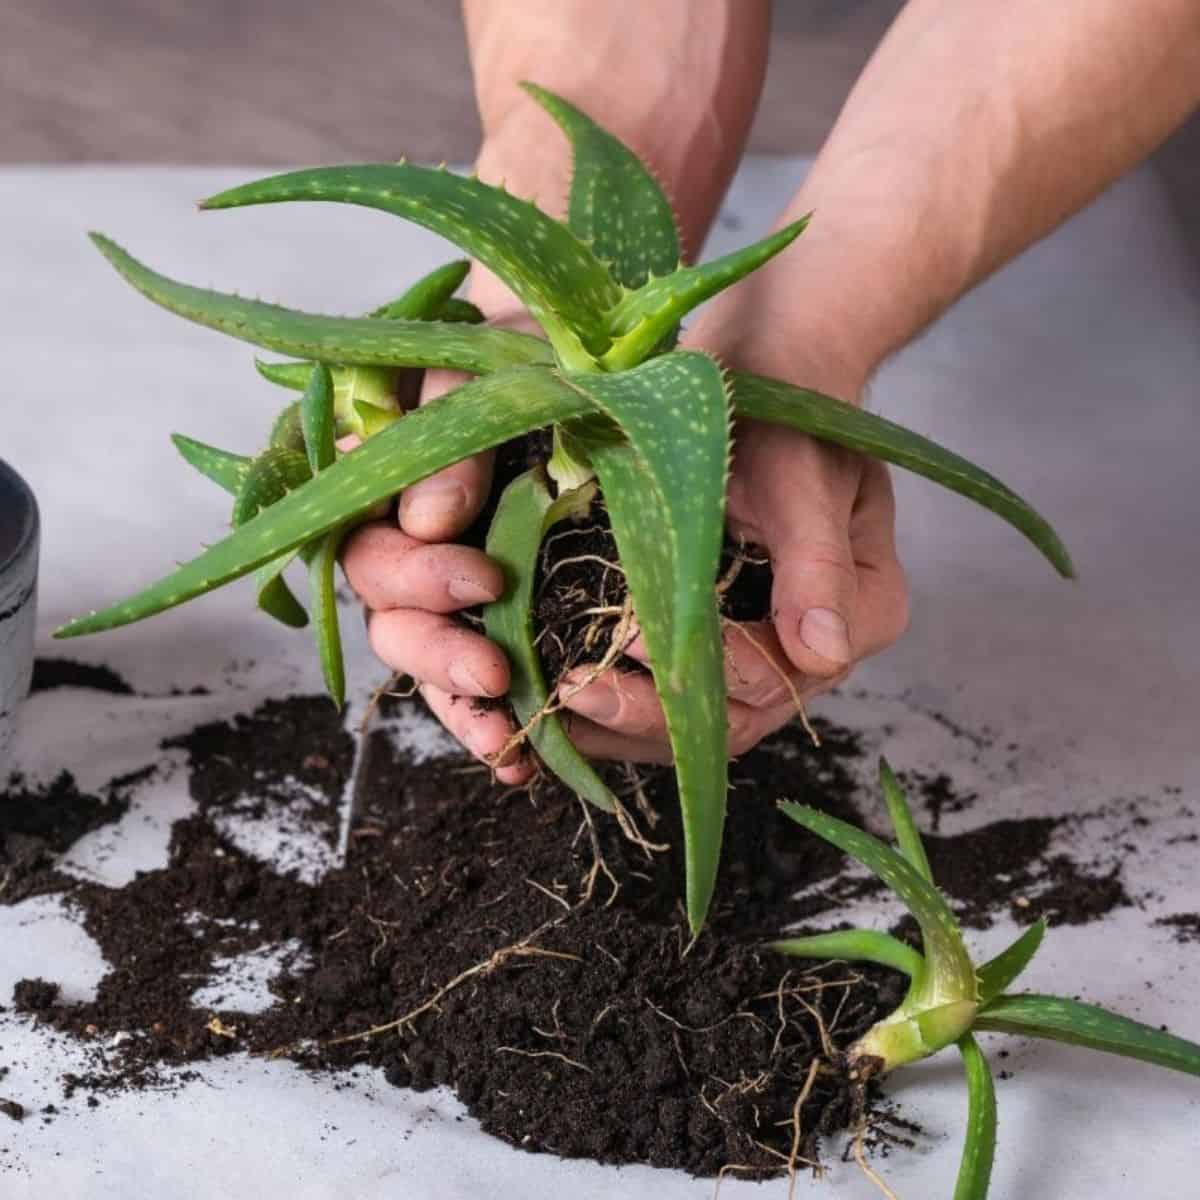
[462,0,769,269]
[706,0,1200,394]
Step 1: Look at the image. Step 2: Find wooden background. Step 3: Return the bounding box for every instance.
[2,0,1196,255]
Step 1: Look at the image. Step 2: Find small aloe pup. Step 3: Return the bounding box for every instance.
[58,83,1074,934]
[774,764,1200,1199]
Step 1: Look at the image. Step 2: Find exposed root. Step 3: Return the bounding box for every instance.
[853,1119,902,1200]
[357,671,416,738]
[323,922,580,1047]
[490,593,635,769]
[785,1059,822,1200]
[721,616,820,748]
[495,1046,592,1073]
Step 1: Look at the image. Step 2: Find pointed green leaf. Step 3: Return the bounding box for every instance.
[954,1034,998,1200]
[369,260,470,319]
[255,553,308,629]
[564,353,731,933]
[778,803,977,1005]
[435,298,485,325]
[976,994,1200,1077]
[171,434,249,495]
[600,221,807,371]
[522,82,680,290]
[307,529,346,708]
[230,447,312,527]
[731,372,1075,578]
[256,359,314,391]
[353,400,400,439]
[200,165,622,366]
[300,364,336,474]
[269,402,306,452]
[90,234,553,373]
[483,469,614,813]
[977,920,1046,1006]
[880,758,934,883]
[55,367,595,638]
[771,929,924,979]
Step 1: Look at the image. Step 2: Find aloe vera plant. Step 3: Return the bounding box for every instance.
[774,764,1200,1198]
[58,83,1074,934]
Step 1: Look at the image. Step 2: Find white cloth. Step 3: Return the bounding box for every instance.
[1,160,1197,1198]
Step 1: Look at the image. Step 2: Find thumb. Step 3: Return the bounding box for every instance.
[397,367,495,543]
[740,429,861,679]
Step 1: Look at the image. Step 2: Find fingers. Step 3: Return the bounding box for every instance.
[847,458,910,658]
[623,621,808,709]
[559,667,669,739]
[398,366,495,541]
[342,521,504,613]
[558,664,829,761]
[367,607,510,699]
[562,713,674,765]
[419,683,534,786]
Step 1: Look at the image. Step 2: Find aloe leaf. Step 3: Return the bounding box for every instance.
[435,298,485,325]
[200,165,622,366]
[300,364,336,474]
[731,372,1075,579]
[522,82,680,290]
[976,920,1047,1006]
[778,803,977,1005]
[255,553,307,629]
[565,353,731,933]
[954,1034,998,1200]
[975,994,1200,1077]
[771,929,924,979]
[369,260,470,319]
[483,469,615,812]
[307,530,346,708]
[269,403,305,452]
[230,447,312,527]
[600,221,807,371]
[55,367,594,638]
[256,360,313,391]
[879,758,934,883]
[353,400,400,439]
[90,234,553,373]
[171,434,249,495]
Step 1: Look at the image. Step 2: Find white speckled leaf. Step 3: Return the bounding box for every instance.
[57,367,594,638]
[523,83,679,289]
[200,165,621,366]
[778,802,978,1005]
[731,371,1075,578]
[91,234,553,374]
[601,221,807,370]
[976,994,1200,1076]
[565,353,730,933]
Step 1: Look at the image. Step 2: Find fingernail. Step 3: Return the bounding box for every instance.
[448,659,494,696]
[402,479,467,532]
[800,608,852,664]
[565,680,621,723]
[448,577,500,605]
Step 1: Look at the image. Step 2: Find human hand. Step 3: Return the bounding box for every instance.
[340,279,540,786]
[558,346,910,762]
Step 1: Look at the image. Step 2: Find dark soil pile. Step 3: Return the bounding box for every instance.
[2,691,1143,1178]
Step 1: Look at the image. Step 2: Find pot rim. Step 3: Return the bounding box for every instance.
[0,459,40,581]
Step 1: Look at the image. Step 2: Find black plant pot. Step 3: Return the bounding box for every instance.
[0,459,39,772]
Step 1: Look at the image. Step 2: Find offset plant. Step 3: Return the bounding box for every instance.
[58,83,1074,933]
[774,764,1200,1199]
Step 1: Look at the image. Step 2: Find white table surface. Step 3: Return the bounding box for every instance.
[1,159,1197,1199]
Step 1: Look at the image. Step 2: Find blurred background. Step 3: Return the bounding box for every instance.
[2,0,1197,256]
